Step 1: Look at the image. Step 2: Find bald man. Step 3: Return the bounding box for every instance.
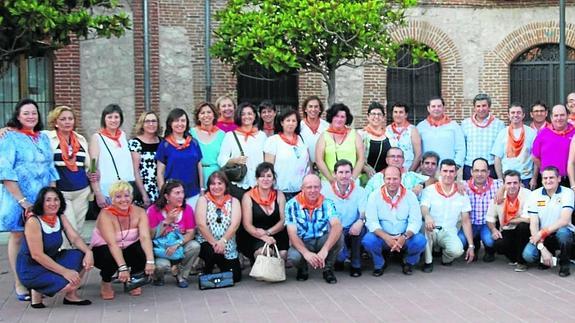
[285,174,343,283]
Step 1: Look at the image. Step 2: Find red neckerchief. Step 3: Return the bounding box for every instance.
[331,181,355,200]
[502,193,520,226]
[327,126,349,135]
[295,192,324,219]
[547,123,574,136]
[198,125,219,135]
[435,182,457,198]
[530,121,549,132]
[427,115,451,127]
[249,186,277,211]
[99,128,122,147]
[279,132,298,146]
[235,127,258,142]
[467,178,493,195]
[304,118,320,134]
[17,128,40,141]
[390,121,410,139]
[263,123,274,132]
[105,205,132,217]
[380,185,406,209]
[506,126,525,158]
[363,124,385,137]
[165,134,191,150]
[471,114,495,128]
[40,214,58,227]
[205,192,232,216]
[57,130,80,171]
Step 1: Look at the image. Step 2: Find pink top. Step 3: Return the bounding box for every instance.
[90,227,139,248]
[216,120,238,133]
[532,125,575,176]
[147,204,196,233]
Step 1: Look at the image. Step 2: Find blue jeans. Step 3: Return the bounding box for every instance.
[337,226,366,269]
[522,227,574,267]
[458,224,494,250]
[362,232,427,269]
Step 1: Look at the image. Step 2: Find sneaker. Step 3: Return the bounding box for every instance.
[514,264,528,272]
[322,270,337,284]
[296,268,309,281]
[483,253,495,263]
[508,261,518,266]
[559,266,571,277]
[422,263,433,273]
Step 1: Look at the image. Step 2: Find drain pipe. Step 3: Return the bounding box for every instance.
[205,0,212,102]
[143,0,151,111]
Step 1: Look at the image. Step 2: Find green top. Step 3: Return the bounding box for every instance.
[190,128,225,187]
[321,129,357,180]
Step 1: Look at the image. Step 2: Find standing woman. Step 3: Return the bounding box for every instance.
[0,98,59,301]
[190,102,225,188]
[264,109,310,200]
[385,103,422,171]
[215,96,238,133]
[299,96,329,165]
[156,108,204,208]
[358,101,392,182]
[258,100,277,137]
[218,102,267,200]
[45,106,91,233]
[89,104,145,208]
[129,111,162,204]
[315,103,365,183]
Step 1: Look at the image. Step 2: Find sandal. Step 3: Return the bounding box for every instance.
[129,287,142,296]
[100,283,115,300]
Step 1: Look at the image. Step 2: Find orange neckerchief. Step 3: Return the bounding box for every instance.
[235,127,258,142]
[304,118,321,134]
[105,205,132,217]
[332,181,355,200]
[279,132,298,146]
[99,128,122,147]
[363,124,385,137]
[57,131,81,171]
[205,192,232,216]
[467,178,493,195]
[380,185,406,209]
[295,191,325,219]
[471,114,495,128]
[164,205,183,215]
[390,121,410,139]
[249,186,277,208]
[435,182,457,198]
[506,126,525,158]
[327,126,349,135]
[548,123,574,136]
[530,121,549,132]
[570,114,575,122]
[165,134,192,150]
[427,115,451,127]
[262,123,274,132]
[17,128,40,141]
[502,193,520,226]
[198,125,219,135]
[39,214,58,228]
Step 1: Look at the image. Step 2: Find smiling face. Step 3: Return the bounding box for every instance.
[166,185,185,208]
[219,98,235,120]
[421,156,438,177]
[471,159,489,186]
[111,189,133,210]
[508,106,524,126]
[142,113,159,135]
[427,99,445,119]
[305,99,322,119]
[170,114,188,135]
[392,106,407,124]
[240,106,256,127]
[198,105,215,126]
[368,108,385,128]
[440,164,457,186]
[530,104,548,124]
[281,113,298,134]
[334,164,353,187]
[504,174,521,197]
[257,169,275,190]
[567,93,575,115]
[551,105,568,130]
[383,166,402,193]
[208,177,227,197]
[385,148,404,168]
[55,110,75,133]
[260,107,276,125]
[474,99,490,120]
[542,169,559,192]
[104,112,122,131]
[331,110,347,128]
[301,175,321,202]
[17,104,39,130]
[43,191,61,216]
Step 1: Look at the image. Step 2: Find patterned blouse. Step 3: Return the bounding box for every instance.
[128,137,160,202]
[195,198,238,259]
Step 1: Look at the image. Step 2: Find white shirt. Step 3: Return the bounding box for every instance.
[217,130,267,189]
[264,135,310,193]
[300,119,329,163]
[420,184,472,233]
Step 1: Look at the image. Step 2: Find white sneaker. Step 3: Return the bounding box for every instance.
[515,264,528,272]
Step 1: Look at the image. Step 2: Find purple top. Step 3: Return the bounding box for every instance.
[532,126,575,176]
[216,120,238,133]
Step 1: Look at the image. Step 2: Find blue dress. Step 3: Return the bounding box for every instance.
[16,217,84,296]
[155,138,203,198]
[0,131,59,231]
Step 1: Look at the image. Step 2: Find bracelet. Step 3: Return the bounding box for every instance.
[468,245,475,249]
[402,233,409,240]
[571,186,575,189]
[146,260,155,265]
[221,238,228,244]
[17,197,27,205]
[118,264,129,272]
[540,228,550,240]
[266,230,272,236]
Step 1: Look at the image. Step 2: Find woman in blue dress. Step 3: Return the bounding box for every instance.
[17,187,93,308]
[0,98,59,301]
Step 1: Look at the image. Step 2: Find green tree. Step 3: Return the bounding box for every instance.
[212,0,437,106]
[0,0,131,64]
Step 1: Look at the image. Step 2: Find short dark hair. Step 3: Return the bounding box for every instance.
[508,102,524,112]
[155,179,185,210]
[368,101,385,115]
[542,165,560,177]
[100,104,124,128]
[255,162,276,179]
[473,93,492,107]
[6,98,43,131]
[386,147,404,158]
[302,95,324,118]
[391,102,409,114]
[326,103,353,125]
[234,102,259,127]
[257,100,276,130]
[31,187,66,217]
[428,96,445,106]
[421,151,440,164]
[440,158,457,169]
[207,171,230,194]
[164,108,191,138]
[333,159,353,173]
[274,109,301,135]
[530,100,548,112]
[194,102,218,126]
[471,157,489,169]
[502,169,521,182]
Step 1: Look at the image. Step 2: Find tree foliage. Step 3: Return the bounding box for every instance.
[211,0,437,105]
[0,0,131,63]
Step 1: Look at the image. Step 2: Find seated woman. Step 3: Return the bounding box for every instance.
[16,187,93,308]
[147,180,200,288]
[91,181,155,299]
[195,171,242,282]
[238,162,289,264]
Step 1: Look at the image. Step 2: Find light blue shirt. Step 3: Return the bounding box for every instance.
[461,115,505,166]
[417,119,466,167]
[491,125,536,180]
[365,188,422,235]
[364,171,428,196]
[321,182,367,229]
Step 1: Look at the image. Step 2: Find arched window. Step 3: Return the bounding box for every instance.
[510,44,575,110]
[0,55,53,125]
[386,45,441,124]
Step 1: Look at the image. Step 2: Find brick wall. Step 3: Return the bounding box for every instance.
[53,38,82,132]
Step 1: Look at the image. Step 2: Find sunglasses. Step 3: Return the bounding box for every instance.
[216,208,223,224]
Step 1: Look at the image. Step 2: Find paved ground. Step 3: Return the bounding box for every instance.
[1,223,575,322]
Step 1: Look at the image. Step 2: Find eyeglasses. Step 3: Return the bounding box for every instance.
[369,112,384,117]
[532,110,547,113]
[387,154,404,159]
[144,119,158,124]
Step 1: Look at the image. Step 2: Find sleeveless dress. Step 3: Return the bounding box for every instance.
[322,129,358,180]
[190,128,225,188]
[16,217,83,296]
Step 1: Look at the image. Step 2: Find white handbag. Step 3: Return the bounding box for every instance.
[249,243,286,282]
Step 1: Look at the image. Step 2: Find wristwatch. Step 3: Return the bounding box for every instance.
[537,242,545,251]
[402,233,409,240]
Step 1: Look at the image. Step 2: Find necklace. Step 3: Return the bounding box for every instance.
[116,212,132,248]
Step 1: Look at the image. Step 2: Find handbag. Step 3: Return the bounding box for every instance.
[198,271,234,290]
[124,271,152,292]
[249,243,286,282]
[222,131,247,182]
[152,224,185,260]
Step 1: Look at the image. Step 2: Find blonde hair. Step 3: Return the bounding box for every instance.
[133,111,162,136]
[47,106,75,130]
[215,95,236,112]
[108,181,133,199]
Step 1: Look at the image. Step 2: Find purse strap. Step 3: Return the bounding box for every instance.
[232,131,245,156]
[98,133,121,180]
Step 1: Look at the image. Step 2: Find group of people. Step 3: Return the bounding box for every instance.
[1,91,575,308]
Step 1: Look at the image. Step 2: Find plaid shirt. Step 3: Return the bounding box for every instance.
[464,179,503,225]
[284,196,338,241]
[461,116,505,166]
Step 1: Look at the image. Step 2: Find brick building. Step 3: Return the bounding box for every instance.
[1,0,574,135]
